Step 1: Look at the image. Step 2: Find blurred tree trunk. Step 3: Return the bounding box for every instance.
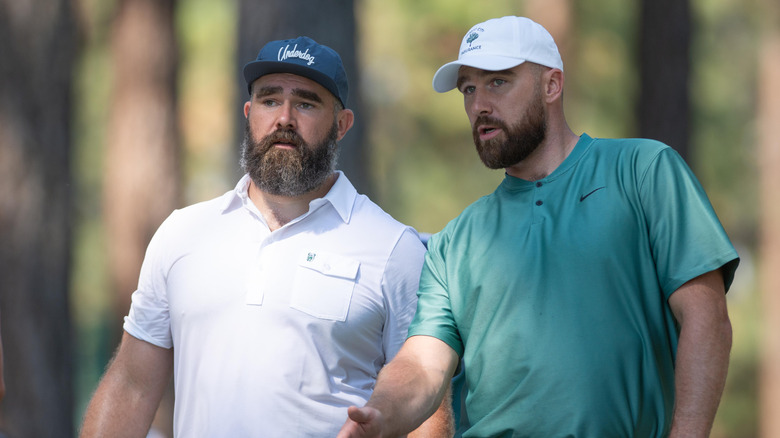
[637,0,691,160]
[758,27,780,438]
[235,0,371,195]
[105,0,181,335]
[0,0,78,436]
[526,0,572,63]
[103,0,181,435]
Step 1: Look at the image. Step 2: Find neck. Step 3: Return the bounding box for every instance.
[248,172,338,231]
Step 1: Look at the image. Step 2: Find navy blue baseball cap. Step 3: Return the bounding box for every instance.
[243,36,349,107]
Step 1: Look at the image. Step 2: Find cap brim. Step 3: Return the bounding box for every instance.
[432,55,527,93]
[243,60,344,106]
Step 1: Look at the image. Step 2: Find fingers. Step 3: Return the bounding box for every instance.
[337,406,382,438]
[348,406,376,423]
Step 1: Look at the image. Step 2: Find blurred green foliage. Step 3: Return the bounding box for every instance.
[71,0,764,435]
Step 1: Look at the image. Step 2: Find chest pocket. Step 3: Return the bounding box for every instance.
[290,251,359,322]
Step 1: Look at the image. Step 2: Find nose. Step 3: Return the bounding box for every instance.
[275,101,296,130]
[467,89,492,118]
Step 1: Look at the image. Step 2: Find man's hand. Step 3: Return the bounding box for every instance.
[337,406,385,438]
[337,336,458,438]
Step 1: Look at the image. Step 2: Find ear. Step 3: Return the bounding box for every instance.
[243,101,251,118]
[543,68,564,104]
[336,108,355,141]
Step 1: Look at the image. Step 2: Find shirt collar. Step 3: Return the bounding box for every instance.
[501,133,595,191]
[219,171,357,224]
[312,170,356,223]
[219,174,251,213]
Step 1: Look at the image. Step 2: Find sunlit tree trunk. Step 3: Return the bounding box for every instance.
[103,0,181,435]
[526,0,572,62]
[758,28,780,438]
[105,0,181,334]
[236,0,370,195]
[0,0,78,436]
[637,0,691,159]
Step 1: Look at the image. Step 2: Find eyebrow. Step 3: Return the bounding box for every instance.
[292,88,323,104]
[456,68,517,89]
[255,85,324,104]
[255,86,283,98]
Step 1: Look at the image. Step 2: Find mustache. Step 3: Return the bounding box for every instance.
[473,115,507,143]
[473,115,507,131]
[263,128,304,147]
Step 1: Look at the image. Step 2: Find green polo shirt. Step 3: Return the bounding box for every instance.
[409,134,739,437]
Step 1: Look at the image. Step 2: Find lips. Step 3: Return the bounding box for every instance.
[478,125,501,141]
[267,129,302,149]
[474,116,506,142]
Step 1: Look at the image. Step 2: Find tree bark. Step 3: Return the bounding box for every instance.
[236,0,371,195]
[0,0,78,436]
[638,0,691,160]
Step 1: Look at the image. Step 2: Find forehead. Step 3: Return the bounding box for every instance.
[252,73,333,101]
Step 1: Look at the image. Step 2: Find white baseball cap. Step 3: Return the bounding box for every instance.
[432,16,563,93]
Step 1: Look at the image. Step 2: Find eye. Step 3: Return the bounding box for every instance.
[490,78,506,87]
[261,98,278,107]
[460,85,476,95]
[297,102,315,110]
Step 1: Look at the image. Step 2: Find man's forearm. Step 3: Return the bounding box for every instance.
[339,336,459,438]
[79,373,162,437]
[80,333,172,438]
[366,356,451,435]
[408,382,454,438]
[669,305,732,436]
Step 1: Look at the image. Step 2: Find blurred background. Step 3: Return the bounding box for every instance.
[0,0,778,436]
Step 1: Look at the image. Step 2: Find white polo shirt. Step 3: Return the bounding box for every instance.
[124,172,426,437]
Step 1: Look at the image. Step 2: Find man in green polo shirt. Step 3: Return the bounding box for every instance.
[339,16,738,438]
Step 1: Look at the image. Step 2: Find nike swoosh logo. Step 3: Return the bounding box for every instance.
[580,187,605,202]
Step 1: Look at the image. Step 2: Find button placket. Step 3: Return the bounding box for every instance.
[535,181,544,206]
[245,239,273,306]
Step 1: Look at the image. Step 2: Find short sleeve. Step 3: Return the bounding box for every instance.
[380,227,427,363]
[123,211,178,349]
[407,229,464,357]
[639,147,739,297]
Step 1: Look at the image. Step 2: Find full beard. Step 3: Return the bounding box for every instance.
[472,86,547,169]
[240,122,340,197]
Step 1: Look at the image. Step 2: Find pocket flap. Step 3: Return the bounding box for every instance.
[297,250,359,280]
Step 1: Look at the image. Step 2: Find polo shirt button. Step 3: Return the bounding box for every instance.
[536,200,543,206]
[535,182,543,187]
